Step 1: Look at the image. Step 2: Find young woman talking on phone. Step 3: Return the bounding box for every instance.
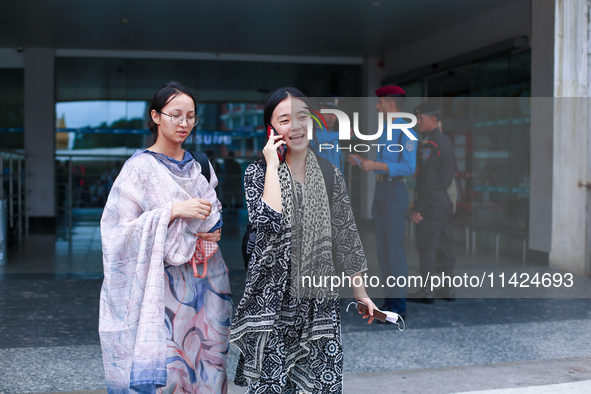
[230,87,376,393]
[99,81,232,394]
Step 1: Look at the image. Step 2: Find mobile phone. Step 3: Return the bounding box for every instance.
[267,125,286,162]
[356,301,388,323]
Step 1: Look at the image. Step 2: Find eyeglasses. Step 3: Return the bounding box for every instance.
[159,111,200,127]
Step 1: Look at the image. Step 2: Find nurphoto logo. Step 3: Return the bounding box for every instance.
[305,108,418,153]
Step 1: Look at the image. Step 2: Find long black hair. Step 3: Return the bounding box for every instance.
[263,87,312,127]
[147,81,196,146]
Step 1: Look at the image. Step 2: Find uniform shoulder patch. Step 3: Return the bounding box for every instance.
[406,140,416,152]
[422,148,431,160]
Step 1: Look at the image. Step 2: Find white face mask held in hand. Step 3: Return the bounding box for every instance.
[346,301,405,331]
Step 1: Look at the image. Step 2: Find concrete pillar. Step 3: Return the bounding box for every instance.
[529,0,555,262]
[588,101,591,276]
[24,48,56,233]
[549,0,591,276]
[530,0,591,276]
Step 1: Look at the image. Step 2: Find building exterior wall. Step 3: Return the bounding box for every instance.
[3,1,590,275]
[550,0,591,276]
[383,0,531,79]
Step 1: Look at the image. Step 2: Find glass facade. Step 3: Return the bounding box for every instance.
[0,68,24,150]
[53,56,362,225]
[399,50,531,256]
[2,51,533,257]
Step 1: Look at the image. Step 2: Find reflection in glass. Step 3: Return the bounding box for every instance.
[0,69,25,150]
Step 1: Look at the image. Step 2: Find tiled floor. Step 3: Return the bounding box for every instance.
[1,209,591,393]
[2,227,103,276]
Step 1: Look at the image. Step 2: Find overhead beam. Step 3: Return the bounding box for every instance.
[55,49,363,65]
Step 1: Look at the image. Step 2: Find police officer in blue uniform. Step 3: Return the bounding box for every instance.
[348,86,417,319]
[410,101,456,303]
[309,96,345,173]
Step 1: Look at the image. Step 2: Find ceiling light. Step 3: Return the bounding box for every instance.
[121,18,129,23]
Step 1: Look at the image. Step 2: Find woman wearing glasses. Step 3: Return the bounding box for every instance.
[99,81,232,394]
[231,88,376,393]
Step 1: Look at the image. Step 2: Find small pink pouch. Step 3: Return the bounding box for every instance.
[190,238,218,278]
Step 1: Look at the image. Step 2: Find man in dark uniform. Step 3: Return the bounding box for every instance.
[348,86,417,319]
[410,101,456,303]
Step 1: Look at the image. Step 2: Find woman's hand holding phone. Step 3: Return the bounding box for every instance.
[261,125,285,212]
[355,295,377,324]
[263,128,286,169]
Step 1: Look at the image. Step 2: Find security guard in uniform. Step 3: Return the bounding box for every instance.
[348,85,417,318]
[410,101,456,303]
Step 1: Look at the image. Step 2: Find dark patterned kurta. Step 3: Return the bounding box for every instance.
[231,157,367,394]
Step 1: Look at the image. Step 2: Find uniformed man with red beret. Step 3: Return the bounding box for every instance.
[348,85,417,319]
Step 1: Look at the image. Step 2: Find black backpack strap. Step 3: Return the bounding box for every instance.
[189,150,211,183]
[242,222,255,268]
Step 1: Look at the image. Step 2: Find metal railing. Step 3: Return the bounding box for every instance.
[56,152,133,240]
[55,151,256,240]
[0,149,26,254]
